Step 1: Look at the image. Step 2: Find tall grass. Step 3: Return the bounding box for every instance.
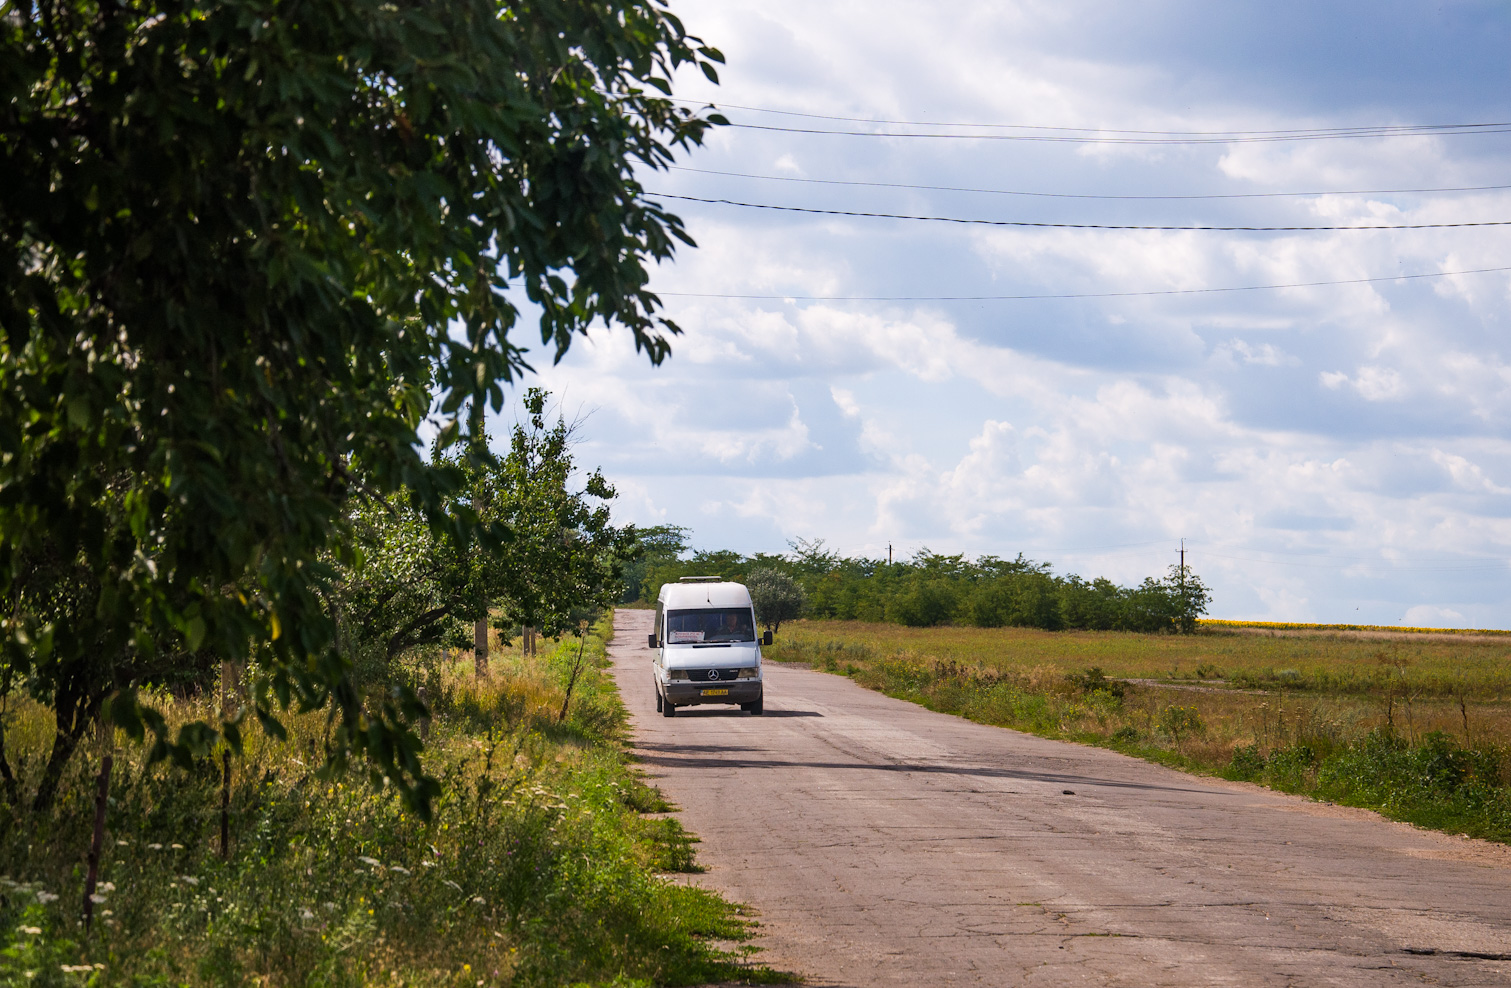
[0,621,786,986]
[770,623,1511,844]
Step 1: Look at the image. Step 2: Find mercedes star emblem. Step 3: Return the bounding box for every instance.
[707,669,720,681]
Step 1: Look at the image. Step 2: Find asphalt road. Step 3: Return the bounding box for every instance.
[608,609,1511,987]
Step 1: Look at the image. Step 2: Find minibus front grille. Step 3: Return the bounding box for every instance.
[687,668,746,683]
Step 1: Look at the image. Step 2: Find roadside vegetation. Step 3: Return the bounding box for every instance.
[0,398,791,984]
[4,0,725,848]
[0,621,783,986]
[632,533,1209,634]
[4,6,774,983]
[767,621,1511,844]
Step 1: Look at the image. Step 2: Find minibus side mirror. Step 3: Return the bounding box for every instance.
[762,630,773,646]
[647,633,657,650]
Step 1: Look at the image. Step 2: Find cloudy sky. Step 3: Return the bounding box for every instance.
[504,0,1511,628]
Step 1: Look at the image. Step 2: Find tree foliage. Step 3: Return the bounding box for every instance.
[0,0,722,813]
[640,541,1212,634]
[746,567,805,634]
[337,389,631,685]
[616,523,689,603]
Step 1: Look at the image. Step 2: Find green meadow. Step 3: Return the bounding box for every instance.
[768,620,1511,843]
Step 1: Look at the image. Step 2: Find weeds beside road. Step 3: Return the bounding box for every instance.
[768,620,1511,844]
[0,620,780,986]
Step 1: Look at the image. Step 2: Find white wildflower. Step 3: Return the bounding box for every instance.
[299,908,314,921]
[19,926,41,935]
[420,860,436,868]
[89,894,107,904]
[323,902,336,911]
[357,856,382,868]
[442,879,462,892]
[170,843,184,850]
[389,865,410,875]
[35,892,57,904]
[179,876,199,886]
[471,896,485,905]
[147,843,163,851]
[115,840,128,847]
[98,882,115,893]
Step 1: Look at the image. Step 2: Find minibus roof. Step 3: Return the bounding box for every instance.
[658,581,753,609]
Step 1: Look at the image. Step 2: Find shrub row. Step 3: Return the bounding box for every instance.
[638,539,1209,633]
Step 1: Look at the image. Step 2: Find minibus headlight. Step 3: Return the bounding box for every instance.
[741,667,760,679]
[668,669,689,681]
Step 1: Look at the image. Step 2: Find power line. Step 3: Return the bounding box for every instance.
[663,95,1511,141]
[647,192,1511,232]
[728,120,1511,145]
[653,264,1511,303]
[667,165,1511,203]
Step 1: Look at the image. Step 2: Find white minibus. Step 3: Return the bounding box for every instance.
[649,577,769,716]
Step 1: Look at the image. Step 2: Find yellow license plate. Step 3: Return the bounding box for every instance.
[701,688,729,696]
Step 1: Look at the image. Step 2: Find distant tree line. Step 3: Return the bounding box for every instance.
[628,531,1210,634]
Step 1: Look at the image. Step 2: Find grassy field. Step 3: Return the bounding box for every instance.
[0,621,786,987]
[766,620,1511,843]
[770,620,1511,698]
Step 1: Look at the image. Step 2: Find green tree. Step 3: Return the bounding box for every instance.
[889,577,959,627]
[1058,575,1125,631]
[641,548,747,601]
[0,0,722,812]
[335,389,627,686]
[618,524,690,603]
[1166,563,1212,634]
[746,567,805,634]
[485,390,633,642]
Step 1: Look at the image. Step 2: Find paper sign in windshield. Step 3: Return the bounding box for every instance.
[669,630,705,643]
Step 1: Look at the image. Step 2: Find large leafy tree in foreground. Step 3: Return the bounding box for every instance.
[0,0,722,811]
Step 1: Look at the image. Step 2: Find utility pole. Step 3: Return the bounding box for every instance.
[1178,539,1188,634]
[888,542,893,565]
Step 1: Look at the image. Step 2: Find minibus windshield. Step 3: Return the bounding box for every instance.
[666,607,755,643]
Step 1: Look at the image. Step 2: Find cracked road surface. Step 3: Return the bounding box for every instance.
[607,610,1511,986]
